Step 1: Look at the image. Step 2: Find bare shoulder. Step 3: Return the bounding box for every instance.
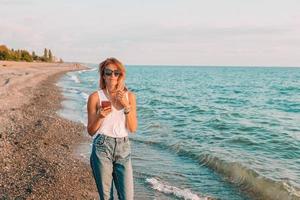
[127,90,136,100]
[88,91,99,104]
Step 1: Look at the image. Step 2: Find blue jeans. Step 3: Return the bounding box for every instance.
[90,134,134,200]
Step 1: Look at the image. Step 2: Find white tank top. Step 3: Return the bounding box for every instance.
[94,89,129,138]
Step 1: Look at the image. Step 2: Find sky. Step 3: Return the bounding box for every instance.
[1,0,300,66]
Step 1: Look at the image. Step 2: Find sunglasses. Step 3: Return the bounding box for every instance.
[104,68,121,77]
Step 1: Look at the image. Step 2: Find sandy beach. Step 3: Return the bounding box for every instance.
[0,61,98,199]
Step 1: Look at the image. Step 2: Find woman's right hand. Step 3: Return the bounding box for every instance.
[97,106,112,118]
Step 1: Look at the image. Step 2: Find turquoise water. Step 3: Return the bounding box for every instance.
[57,65,300,200]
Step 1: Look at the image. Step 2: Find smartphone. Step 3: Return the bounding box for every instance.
[101,101,111,109]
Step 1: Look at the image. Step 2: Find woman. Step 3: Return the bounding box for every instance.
[87,57,137,200]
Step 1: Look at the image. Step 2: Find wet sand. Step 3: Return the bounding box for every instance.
[0,61,98,199]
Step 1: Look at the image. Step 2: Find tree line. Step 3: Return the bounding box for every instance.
[0,45,63,63]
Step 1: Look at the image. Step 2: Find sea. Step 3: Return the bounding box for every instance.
[56,64,300,200]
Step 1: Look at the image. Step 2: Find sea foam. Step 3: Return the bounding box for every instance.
[146,177,212,200]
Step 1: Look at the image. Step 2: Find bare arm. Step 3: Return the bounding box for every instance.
[125,92,138,133]
[87,91,112,136]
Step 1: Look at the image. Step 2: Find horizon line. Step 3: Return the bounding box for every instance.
[68,61,300,68]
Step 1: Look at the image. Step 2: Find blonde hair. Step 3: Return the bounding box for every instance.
[98,57,127,90]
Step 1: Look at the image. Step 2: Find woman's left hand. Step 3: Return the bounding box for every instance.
[116,90,130,108]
